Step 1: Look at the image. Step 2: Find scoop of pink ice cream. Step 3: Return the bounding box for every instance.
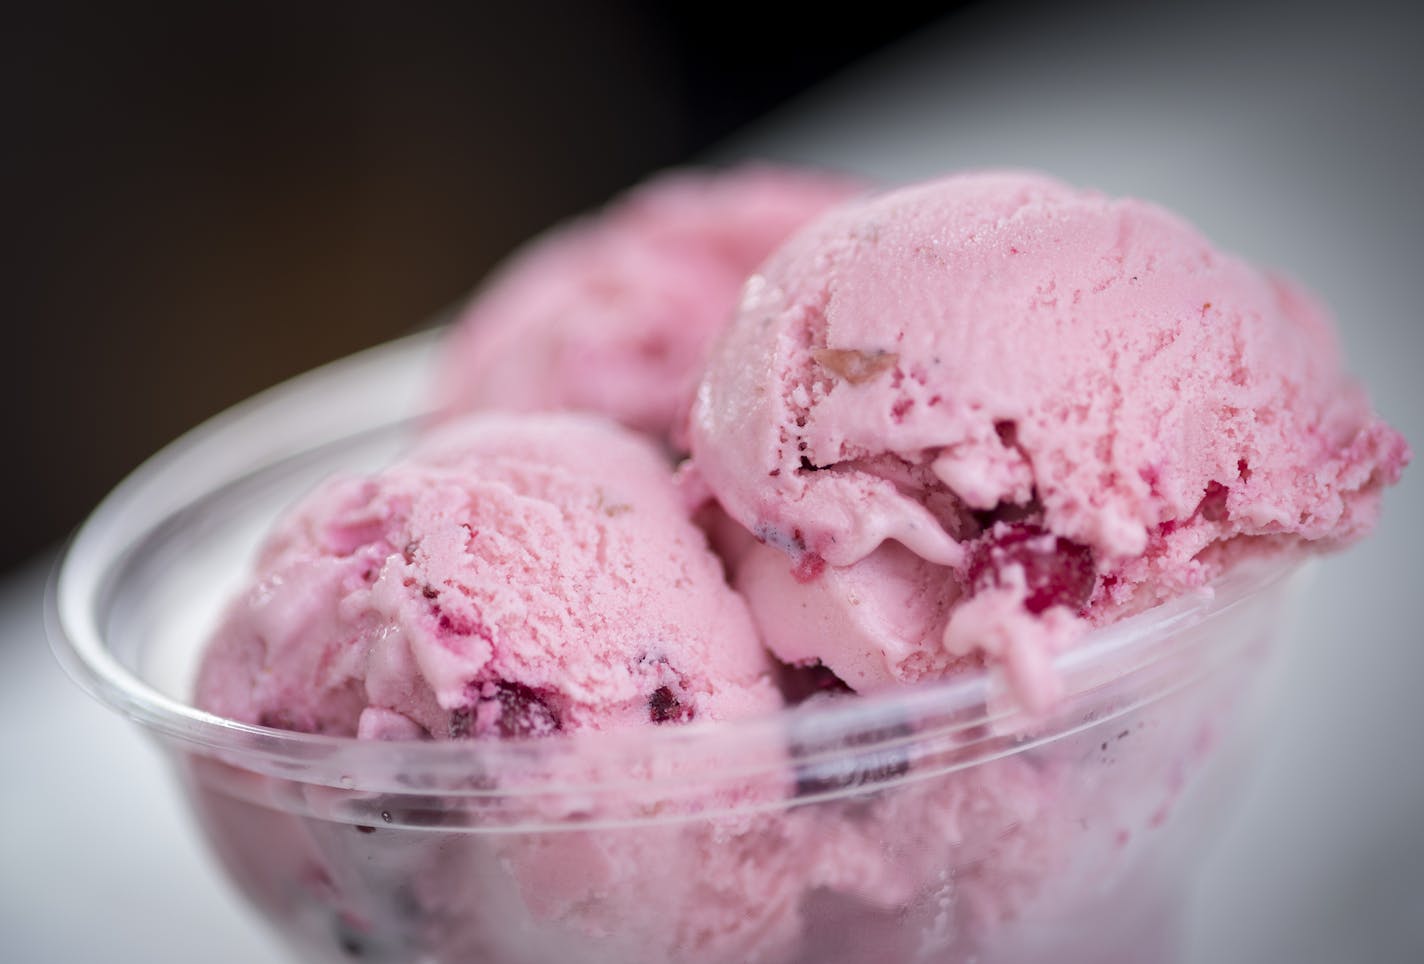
[195,412,781,738]
[688,170,1408,704]
[192,413,818,964]
[433,164,864,448]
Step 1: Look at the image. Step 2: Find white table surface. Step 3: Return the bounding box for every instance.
[4,1,1421,961]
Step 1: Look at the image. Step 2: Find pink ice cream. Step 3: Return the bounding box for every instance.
[688,170,1408,706]
[193,412,811,963]
[196,411,781,741]
[433,164,864,447]
[181,167,1409,964]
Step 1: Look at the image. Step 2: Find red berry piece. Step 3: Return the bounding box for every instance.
[448,681,560,739]
[778,661,853,705]
[1197,480,1230,523]
[792,552,826,583]
[487,681,559,738]
[647,686,692,724]
[966,523,1096,615]
[969,499,1039,532]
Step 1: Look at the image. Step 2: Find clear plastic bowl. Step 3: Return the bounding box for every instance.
[49,331,1303,964]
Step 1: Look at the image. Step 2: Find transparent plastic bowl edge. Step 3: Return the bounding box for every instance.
[45,330,1307,813]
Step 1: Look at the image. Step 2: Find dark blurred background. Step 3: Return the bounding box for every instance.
[3,0,962,574]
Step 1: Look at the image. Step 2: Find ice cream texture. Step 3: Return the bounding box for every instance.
[689,169,1409,704]
[433,164,864,447]
[195,412,782,740]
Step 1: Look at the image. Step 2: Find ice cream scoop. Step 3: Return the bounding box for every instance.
[192,411,805,962]
[688,170,1408,705]
[196,412,782,739]
[433,164,864,448]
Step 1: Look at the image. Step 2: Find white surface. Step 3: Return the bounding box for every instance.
[4,1,1422,961]
[0,555,287,963]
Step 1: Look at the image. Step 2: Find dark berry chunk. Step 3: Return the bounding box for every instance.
[966,522,1096,615]
[969,498,1039,532]
[448,681,561,739]
[446,707,472,739]
[778,661,853,705]
[1197,480,1230,522]
[647,686,692,724]
[429,602,481,638]
[333,916,370,958]
[487,681,559,738]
